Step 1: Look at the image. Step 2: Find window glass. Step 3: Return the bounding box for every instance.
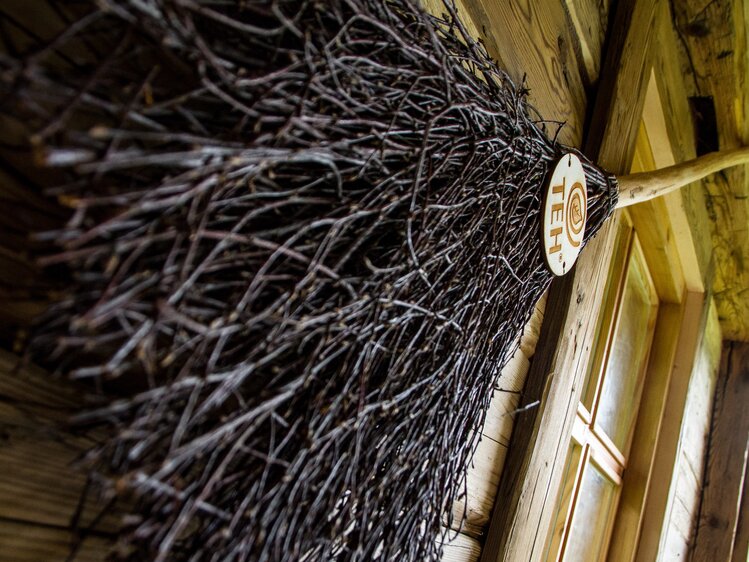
[544,443,584,561]
[582,219,633,412]
[595,243,657,455]
[563,461,617,562]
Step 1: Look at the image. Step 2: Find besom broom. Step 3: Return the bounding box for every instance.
[0,0,746,560]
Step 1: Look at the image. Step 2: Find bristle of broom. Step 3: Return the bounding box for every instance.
[0,1,617,560]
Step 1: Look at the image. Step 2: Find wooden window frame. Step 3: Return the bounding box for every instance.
[480,1,714,561]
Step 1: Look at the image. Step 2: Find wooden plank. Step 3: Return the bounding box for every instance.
[0,351,121,535]
[731,461,749,562]
[481,0,658,559]
[629,122,686,304]
[585,0,659,173]
[562,0,612,86]
[634,296,719,562]
[669,0,749,340]
[480,215,620,562]
[459,0,588,146]
[0,519,110,562]
[447,297,546,538]
[440,528,481,562]
[691,341,749,562]
[649,8,713,292]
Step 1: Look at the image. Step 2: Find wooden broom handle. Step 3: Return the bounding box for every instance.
[615,146,749,208]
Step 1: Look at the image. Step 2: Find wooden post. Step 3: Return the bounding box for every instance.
[691,341,749,562]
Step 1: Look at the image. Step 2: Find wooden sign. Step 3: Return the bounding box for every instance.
[542,154,587,276]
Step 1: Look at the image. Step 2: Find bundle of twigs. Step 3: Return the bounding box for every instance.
[0,1,618,560]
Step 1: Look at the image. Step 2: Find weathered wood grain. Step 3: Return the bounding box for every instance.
[446,296,546,539]
[0,351,119,558]
[0,519,110,562]
[439,528,482,562]
[645,18,711,293]
[606,302,684,562]
[628,124,686,303]
[633,291,709,562]
[480,214,621,562]
[691,341,749,562]
[652,298,721,562]
[670,0,749,341]
[459,0,588,146]
[563,0,611,87]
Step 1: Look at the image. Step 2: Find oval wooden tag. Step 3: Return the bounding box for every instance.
[542,154,587,276]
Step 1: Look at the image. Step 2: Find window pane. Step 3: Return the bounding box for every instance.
[595,244,657,454]
[544,443,584,562]
[581,219,632,411]
[563,461,616,562]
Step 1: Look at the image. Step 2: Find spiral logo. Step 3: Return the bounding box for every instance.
[542,154,588,276]
[566,182,586,248]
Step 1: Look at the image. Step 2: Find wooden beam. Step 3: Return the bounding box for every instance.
[440,530,481,562]
[669,0,749,341]
[479,218,620,562]
[628,122,686,304]
[731,460,749,562]
[480,0,659,560]
[655,297,722,561]
[633,291,708,562]
[648,5,715,291]
[585,0,659,173]
[561,0,611,87]
[691,341,749,562]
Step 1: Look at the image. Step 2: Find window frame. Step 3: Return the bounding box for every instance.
[480,63,710,562]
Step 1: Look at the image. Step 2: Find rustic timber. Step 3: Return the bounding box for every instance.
[628,122,686,304]
[691,341,749,562]
[480,217,620,562]
[732,461,749,562]
[632,291,708,562]
[458,0,588,146]
[440,530,482,562]
[650,7,713,290]
[562,0,611,87]
[480,0,659,559]
[448,298,546,539]
[670,0,749,341]
[0,351,117,561]
[585,0,659,173]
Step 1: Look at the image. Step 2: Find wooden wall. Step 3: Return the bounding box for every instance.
[669,0,749,341]
[657,300,722,561]
[690,340,749,562]
[440,297,546,561]
[0,351,118,561]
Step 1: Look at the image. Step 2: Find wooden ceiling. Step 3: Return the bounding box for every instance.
[670,0,749,341]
